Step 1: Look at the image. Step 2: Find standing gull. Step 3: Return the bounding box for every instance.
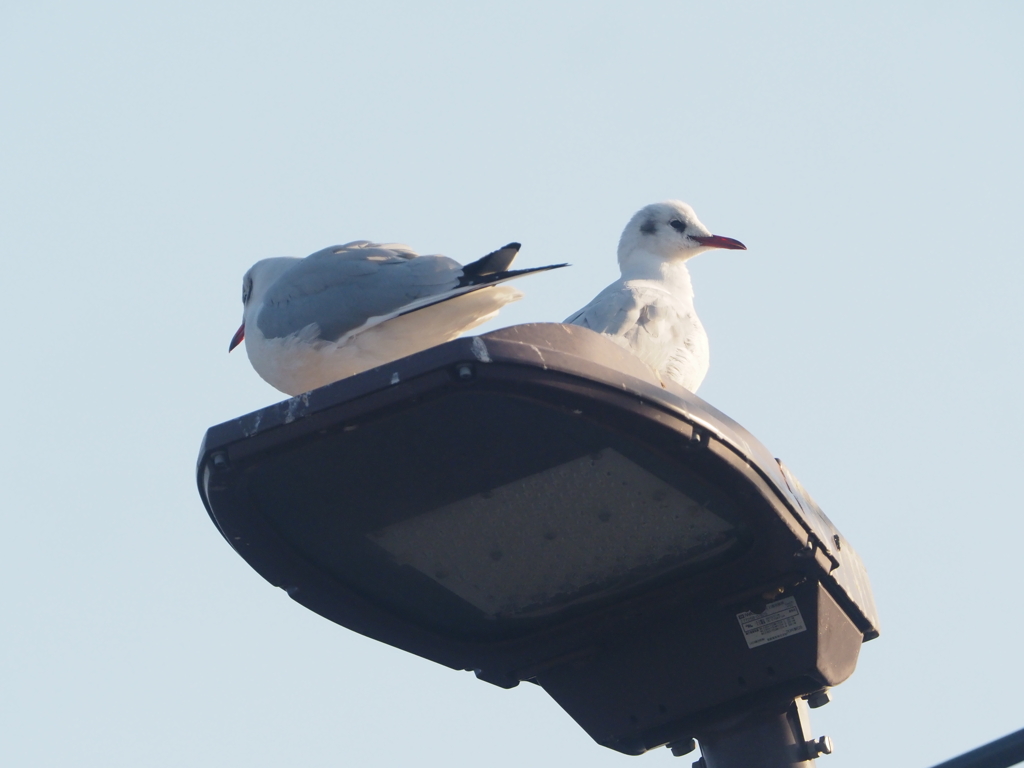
[231,240,566,396]
[565,201,745,392]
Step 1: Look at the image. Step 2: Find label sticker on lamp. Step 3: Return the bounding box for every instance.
[736,596,807,648]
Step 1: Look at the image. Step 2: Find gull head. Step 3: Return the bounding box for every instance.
[617,200,746,268]
[228,257,297,352]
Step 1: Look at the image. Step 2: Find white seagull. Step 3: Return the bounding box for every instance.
[565,201,745,393]
[230,240,566,396]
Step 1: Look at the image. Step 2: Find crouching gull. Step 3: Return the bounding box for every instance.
[565,201,745,393]
[230,240,566,395]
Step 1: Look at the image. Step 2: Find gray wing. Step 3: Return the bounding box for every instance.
[257,243,462,341]
[564,283,645,336]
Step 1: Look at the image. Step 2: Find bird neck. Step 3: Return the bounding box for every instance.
[618,249,694,290]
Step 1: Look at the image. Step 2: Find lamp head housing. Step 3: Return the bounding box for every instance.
[198,323,878,755]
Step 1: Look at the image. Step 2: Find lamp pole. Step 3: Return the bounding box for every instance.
[927,728,1024,768]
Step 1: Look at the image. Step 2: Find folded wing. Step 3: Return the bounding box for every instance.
[566,284,709,391]
[256,242,464,342]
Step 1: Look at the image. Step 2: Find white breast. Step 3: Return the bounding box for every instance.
[615,284,709,391]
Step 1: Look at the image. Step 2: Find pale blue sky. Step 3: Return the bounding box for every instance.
[2,3,1022,766]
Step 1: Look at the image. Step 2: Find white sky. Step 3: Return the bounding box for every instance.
[2,2,1022,766]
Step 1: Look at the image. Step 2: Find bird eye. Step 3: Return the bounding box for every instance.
[242,278,252,304]
[670,220,687,234]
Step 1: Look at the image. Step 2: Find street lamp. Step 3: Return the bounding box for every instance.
[197,323,879,767]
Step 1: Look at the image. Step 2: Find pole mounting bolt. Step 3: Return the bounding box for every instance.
[807,735,834,758]
[805,690,832,709]
[668,738,696,756]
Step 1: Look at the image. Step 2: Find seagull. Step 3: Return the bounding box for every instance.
[231,240,566,396]
[565,201,745,393]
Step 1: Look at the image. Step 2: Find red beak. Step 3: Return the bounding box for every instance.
[693,234,747,250]
[229,323,245,352]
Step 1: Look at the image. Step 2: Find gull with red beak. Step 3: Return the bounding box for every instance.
[565,200,746,393]
[230,240,566,396]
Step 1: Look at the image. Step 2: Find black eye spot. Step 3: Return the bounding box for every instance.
[242,278,252,304]
[640,218,657,235]
[670,220,687,234]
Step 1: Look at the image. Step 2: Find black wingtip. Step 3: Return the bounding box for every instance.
[489,262,570,279]
[518,262,569,271]
[462,242,523,279]
[456,260,569,288]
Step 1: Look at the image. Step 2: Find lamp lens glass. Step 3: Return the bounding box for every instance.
[246,390,745,639]
[370,448,735,619]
